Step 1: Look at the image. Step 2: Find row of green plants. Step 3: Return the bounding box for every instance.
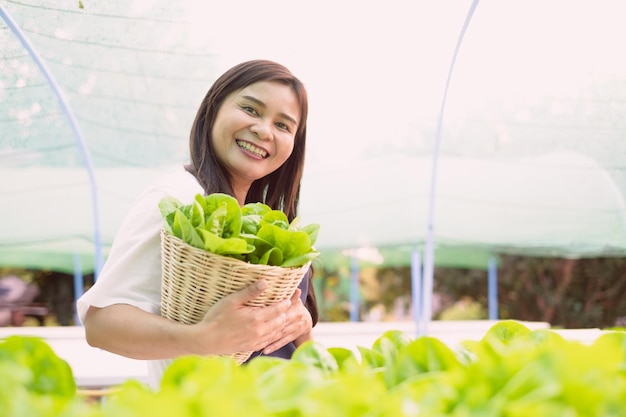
[2,321,625,416]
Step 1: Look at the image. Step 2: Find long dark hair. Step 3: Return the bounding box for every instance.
[185,60,317,326]
[186,59,307,220]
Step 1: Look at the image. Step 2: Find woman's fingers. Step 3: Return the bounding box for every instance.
[262,292,312,354]
[196,280,292,354]
[196,281,312,356]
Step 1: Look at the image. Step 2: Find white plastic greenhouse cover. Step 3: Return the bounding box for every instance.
[1,0,626,277]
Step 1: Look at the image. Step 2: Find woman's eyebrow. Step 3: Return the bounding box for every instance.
[242,95,298,126]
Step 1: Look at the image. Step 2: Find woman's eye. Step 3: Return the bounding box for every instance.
[242,106,258,115]
[276,122,291,132]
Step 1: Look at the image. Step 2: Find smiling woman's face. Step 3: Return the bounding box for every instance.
[211,80,300,202]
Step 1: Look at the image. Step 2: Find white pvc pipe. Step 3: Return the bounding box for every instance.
[421,0,481,334]
[1,5,103,277]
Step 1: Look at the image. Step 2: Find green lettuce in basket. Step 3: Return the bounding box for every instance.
[159,193,320,268]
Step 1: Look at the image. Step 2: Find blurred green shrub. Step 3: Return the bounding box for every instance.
[3,321,625,416]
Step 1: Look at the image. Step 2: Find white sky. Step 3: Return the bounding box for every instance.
[167,0,626,164]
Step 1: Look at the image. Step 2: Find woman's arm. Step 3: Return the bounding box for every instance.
[83,279,295,360]
[83,304,200,359]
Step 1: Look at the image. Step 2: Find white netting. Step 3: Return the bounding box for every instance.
[2,0,626,273]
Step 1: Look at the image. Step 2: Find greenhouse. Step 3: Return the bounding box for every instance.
[1,0,626,414]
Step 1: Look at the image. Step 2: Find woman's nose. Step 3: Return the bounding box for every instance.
[251,120,272,140]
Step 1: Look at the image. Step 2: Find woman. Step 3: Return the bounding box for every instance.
[77,60,318,388]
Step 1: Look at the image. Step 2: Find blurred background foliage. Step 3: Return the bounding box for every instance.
[3,256,625,329]
[310,256,626,329]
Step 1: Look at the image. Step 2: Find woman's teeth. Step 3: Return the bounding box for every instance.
[237,140,268,158]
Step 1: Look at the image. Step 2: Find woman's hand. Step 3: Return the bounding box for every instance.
[261,287,313,354]
[193,279,311,356]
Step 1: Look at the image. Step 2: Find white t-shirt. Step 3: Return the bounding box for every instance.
[77,167,204,388]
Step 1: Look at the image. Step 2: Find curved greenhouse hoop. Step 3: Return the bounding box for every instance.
[418,0,481,335]
[1,4,104,277]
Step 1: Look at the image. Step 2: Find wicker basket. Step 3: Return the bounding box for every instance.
[159,229,310,364]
